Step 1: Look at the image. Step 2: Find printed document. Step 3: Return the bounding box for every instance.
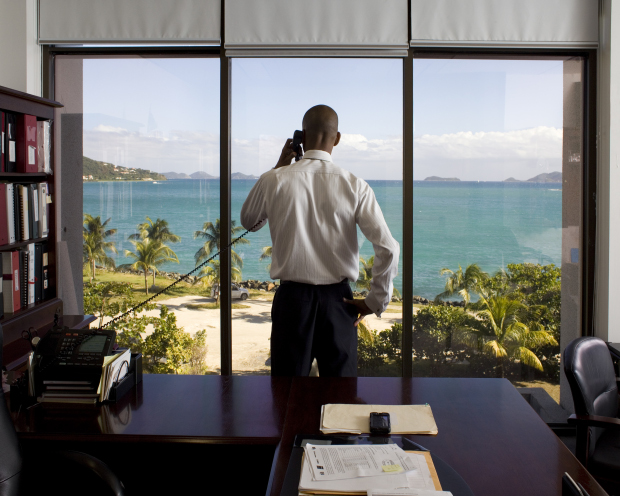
[304,444,415,481]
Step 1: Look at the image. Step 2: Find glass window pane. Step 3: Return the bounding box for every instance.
[411,57,583,402]
[56,55,221,375]
[231,58,403,376]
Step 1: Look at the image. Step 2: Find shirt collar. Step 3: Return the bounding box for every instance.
[303,150,332,162]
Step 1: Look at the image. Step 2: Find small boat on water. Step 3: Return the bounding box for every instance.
[152,181,158,184]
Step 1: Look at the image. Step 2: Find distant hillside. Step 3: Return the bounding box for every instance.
[162,172,191,179]
[424,176,461,182]
[83,157,167,182]
[526,171,562,183]
[504,177,521,182]
[190,171,216,179]
[231,172,258,179]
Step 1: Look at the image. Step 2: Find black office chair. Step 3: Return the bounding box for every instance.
[563,336,620,490]
[0,328,125,496]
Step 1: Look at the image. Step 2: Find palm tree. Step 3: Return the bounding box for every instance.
[435,263,489,306]
[129,216,181,286]
[455,294,557,378]
[195,260,242,304]
[83,214,117,282]
[194,218,249,268]
[259,246,272,273]
[119,238,179,294]
[129,216,181,244]
[356,256,374,291]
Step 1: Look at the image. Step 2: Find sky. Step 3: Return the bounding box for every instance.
[82,56,569,181]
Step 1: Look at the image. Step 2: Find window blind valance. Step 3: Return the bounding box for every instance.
[38,0,221,45]
[410,0,598,48]
[224,0,408,49]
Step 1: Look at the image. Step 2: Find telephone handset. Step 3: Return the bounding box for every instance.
[292,130,303,162]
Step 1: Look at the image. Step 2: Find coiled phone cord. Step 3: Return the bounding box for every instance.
[102,219,263,329]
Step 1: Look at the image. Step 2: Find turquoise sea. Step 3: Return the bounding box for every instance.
[83,180,562,300]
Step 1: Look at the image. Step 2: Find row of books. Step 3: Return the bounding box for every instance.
[1,243,51,317]
[0,111,51,174]
[0,183,50,245]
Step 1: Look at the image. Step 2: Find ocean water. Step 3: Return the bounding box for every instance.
[83,180,561,300]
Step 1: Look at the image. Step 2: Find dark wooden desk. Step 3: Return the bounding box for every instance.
[268,377,607,496]
[12,375,290,444]
[11,375,291,494]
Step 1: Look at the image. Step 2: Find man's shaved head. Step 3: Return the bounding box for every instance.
[302,105,339,142]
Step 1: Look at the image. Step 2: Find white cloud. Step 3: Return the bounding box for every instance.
[84,126,563,181]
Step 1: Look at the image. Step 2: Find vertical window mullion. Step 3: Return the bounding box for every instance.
[402,52,414,377]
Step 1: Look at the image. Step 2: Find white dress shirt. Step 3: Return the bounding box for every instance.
[240,150,400,316]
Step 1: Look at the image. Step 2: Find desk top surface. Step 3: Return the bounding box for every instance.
[11,374,291,444]
[268,377,607,496]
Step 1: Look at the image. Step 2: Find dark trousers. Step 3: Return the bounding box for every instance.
[270,280,358,377]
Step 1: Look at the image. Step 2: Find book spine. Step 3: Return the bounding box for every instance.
[20,250,27,309]
[2,252,12,314]
[42,245,50,301]
[0,111,4,172]
[5,113,16,173]
[16,115,37,173]
[6,184,15,244]
[0,184,7,246]
[35,243,42,303]
[27,243,34,305]
[19,185,29,241]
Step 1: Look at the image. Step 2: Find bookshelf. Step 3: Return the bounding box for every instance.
[0,85,63,367]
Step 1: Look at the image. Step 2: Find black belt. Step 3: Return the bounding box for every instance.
[280,279,349,287]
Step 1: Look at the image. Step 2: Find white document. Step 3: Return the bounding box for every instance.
[299,454,411,494]
[368,490,453,496]
[8,141,15,162]
[305,444,415,481]
[321,404,438,435]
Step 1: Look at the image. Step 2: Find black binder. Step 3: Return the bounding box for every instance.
[5,113,17,173]
[34,243,42,303]
[29,184,38,239]
[42,243,50,301]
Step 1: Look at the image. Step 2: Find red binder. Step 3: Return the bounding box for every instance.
[16,114,37,173]
[2,251,20,313]
[0,184,8,246]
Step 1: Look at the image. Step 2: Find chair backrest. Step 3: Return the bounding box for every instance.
[563,336,618,454]
[0,325,22,495]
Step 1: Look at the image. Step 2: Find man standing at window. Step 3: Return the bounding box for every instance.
[241,105,399,377]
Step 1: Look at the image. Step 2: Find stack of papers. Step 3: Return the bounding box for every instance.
[298,444,450,495]
[320,404,439,435]
[97,349,130,402]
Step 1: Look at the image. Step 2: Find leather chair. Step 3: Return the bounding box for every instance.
[563,336,620,490]
[0,327,125,495]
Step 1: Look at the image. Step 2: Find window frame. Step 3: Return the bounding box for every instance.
[45,45,597,377]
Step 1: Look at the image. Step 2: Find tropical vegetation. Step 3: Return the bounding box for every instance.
[356,256,374,291]
[83,214,117,282]
[119,238,179,294]
[194,218,250,268]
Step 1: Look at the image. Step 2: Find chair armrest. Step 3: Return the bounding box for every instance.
[58,451,125,496]
[568,413,620,430]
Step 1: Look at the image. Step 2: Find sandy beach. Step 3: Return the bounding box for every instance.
[130,295,404,374]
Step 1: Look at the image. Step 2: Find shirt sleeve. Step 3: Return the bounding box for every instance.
[240,176,268,232]
[355,182,400,316]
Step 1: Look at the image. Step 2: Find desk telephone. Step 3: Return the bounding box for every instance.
[33,328,116,393]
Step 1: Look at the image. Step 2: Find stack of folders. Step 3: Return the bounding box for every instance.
[0,182,51,245]
[0,111,52,173]
[299,443,453,495]
[1,242,50,316]
[320,404,439,435]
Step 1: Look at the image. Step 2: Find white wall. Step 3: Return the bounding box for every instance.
[0,0,41,95]
[597,0,620,343]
